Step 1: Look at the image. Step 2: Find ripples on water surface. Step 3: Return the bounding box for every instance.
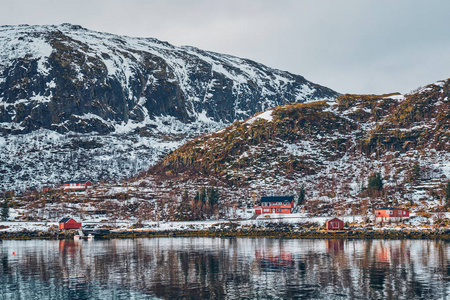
[1,238,450,299]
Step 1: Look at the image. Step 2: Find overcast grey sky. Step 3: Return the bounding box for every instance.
[2,0,450,94]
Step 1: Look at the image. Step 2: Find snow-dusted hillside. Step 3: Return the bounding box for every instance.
[0,24,338,190]
[2,79,448,223]
[148,79,450,215]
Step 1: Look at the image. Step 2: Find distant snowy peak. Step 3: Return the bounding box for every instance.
[0,23,338,135]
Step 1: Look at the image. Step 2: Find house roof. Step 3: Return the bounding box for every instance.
[327,217,343,222]
[260,196,294,202]
[59,217,73,223]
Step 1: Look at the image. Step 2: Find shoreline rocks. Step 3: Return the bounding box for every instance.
[2,228,450,240]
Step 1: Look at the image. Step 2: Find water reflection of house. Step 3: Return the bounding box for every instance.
[377,247,392,264]
[59,240,81,255]
[326,240,344,254]
[374,241,409,267]
[255,250,295,271]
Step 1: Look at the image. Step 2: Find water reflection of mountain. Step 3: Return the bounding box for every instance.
[1,238,450,299]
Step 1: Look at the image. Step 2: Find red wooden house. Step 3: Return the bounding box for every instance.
[63,180,92,191]
[254,196,295,215]
[374,207,409,223]
[42,186,52,192]
[59,217,82,230]
[326,218,344,230]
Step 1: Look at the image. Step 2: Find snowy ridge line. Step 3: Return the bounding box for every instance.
[0,23,336,111]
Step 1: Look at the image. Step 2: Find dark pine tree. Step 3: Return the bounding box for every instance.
[445,182,450,208]
[207,188,219,206]
[367,172,383,197]
[1,200,9,221]
[298,184,306,206]
[410,162,421,182]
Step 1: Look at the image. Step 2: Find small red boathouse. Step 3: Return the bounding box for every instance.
[326,218,344,230]
[59,217,82,230]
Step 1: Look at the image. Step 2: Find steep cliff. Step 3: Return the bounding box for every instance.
[0,24,337,134]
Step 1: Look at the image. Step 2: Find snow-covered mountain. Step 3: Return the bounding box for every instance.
[0,24,338,190]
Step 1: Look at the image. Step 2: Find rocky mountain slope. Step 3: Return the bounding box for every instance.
[0,24,338,190]
[4,80,449,223]
[147,79,450,215]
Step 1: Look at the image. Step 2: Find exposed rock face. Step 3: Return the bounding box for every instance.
[0,23,338,135]
[0,24,338,190]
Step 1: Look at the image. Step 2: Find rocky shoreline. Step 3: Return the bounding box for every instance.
[2,227,450,240]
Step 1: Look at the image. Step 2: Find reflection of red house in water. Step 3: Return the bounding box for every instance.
[59,240,80,255]
[377,248,392,264]
[326,218,344,230]
[59,217,82,230]
[326,240,345,254]
[253,196,295,215]
[255,250,295,270]
[376,243,407,265]
[375,207,409,223]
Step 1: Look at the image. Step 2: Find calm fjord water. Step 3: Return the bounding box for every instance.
[1,238,449,299]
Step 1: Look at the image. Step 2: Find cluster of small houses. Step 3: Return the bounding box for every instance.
[58,195,410,232]
[253,196,410,229]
